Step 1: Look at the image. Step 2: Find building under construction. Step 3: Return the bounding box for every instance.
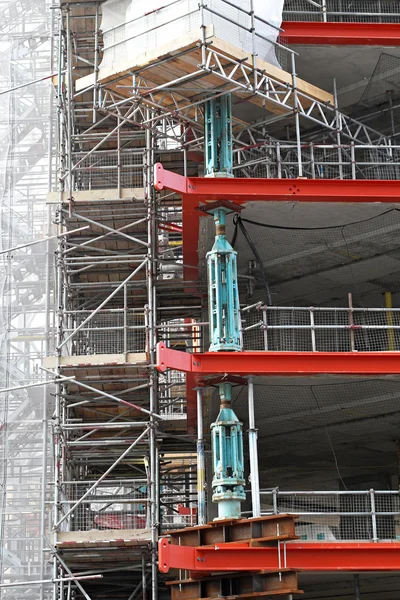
[3,1,400,599]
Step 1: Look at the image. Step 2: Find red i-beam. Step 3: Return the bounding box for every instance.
[159,539,400,573]
[154,164,400,430]
[155,163,400,204]
[157,342,400,376]
[154,163,400,285]
[282,21,400,46]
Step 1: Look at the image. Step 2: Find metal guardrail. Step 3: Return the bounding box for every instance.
[243,305,400,353]
[235,143,400,181]
[59,479,149,532]
[283,0,400,23]
[63,308,147,356]
[59,479,196,532]
[171,305,400,353]
[260,489,400,541]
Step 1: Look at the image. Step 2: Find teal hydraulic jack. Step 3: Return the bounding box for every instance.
[211,383,246,520]
[205,93,246,520]
[207,208,241,353]
[205,95,233,177]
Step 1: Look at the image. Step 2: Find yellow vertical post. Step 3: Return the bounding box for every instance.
[385,291,395,351]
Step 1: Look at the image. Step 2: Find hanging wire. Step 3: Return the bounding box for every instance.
[233,214,273,306]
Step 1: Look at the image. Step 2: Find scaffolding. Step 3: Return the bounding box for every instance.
[2,1,400,599]
[0,0,55,598]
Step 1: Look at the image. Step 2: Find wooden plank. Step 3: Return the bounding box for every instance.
[76,28,333,110]
[46,188,145,204]
[211,37,333,105]
[57,528,151,544]
[43,352,147,368]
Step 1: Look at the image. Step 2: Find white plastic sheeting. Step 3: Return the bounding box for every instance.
[100,0,285,72]
[253,0,285,66]
[0,0,54,596]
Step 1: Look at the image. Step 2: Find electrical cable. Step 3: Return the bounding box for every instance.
[233,215,273,306]
[235,207,398,232]
[310,386,348,491]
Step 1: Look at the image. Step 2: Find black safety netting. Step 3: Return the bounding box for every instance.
[226,377,400,488]
[233,378,400,435]
[354,53,400,140]
[361,54,400,107]
[232,207,400,306]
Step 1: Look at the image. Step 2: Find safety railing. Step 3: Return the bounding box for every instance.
[59,479,149,532]
[159,369,187,419]
[243,304,400,353]
[235,143,400,181]
[62,308,147,356]
[161,481,198,530]
[283,0,400,23]
[164,305,400,354]
[260,489,400,542]
[71,149,144,191]
[158,319,202,353]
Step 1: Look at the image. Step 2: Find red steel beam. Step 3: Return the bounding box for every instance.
[157,343,400,376]
[154,163,400,203]
[282,21,400,46]
[155,163,400,285]
[159,539,400,573]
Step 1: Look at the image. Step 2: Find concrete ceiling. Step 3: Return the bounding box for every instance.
[205,375,400,491]
[290,44,400,110]
[196,29,400,600]
[199,202,400,306]
[201,203,400,491]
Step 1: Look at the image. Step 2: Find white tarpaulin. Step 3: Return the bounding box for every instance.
[252,0,285,66]
[100,0,285,72]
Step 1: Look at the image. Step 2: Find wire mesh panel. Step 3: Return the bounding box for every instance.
[243,306,400,352]
[161,479,198,529]
[65,309,146,355]
[158,369,187,418]
[234,143,400,180]
[60,480,149,532]
[283,0,400,22]
[260,490,400,541]
[72,150,144,190]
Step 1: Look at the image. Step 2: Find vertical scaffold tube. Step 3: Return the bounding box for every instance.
[197,389,206,525]
[248,376,261,517]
